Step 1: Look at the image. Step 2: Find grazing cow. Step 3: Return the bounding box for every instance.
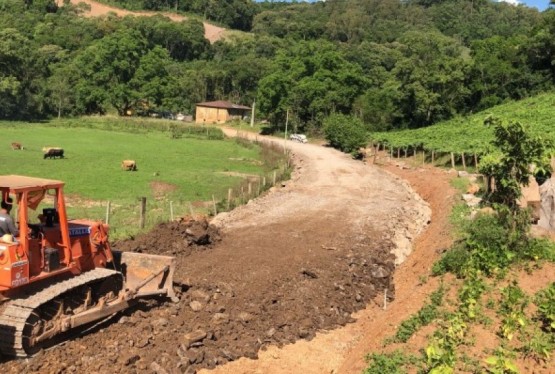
[11,142,23,150]
[42,147,64,159]
[121,160,137,171]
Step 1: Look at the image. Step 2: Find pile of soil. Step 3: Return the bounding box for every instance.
[114,217,222,257]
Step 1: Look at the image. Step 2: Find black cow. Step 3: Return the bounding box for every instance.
[43,147,64,159]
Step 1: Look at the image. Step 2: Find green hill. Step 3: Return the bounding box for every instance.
[370,92,555,154]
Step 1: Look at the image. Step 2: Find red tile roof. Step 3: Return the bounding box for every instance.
[196,100,251,110]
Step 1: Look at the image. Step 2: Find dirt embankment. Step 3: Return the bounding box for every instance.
[1,134,431,373]
[57,0,226,43]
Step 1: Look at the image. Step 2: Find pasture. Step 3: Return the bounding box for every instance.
[0,118,273,238]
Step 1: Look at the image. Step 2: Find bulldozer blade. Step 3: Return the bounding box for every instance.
[111,251,177,301]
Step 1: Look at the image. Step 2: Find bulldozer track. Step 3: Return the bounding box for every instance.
[0,268,119,357]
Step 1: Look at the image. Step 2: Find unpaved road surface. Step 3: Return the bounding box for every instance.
[57,0,227,43]
[0,132,432,373]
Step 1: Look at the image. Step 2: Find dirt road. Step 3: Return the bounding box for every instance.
[1,132,434,373]
[57,0,227,43]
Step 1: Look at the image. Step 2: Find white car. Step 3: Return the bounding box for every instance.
[289,134,308,143]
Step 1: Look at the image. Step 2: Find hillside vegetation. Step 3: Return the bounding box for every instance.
[365,119,555,374]
[2,0,555,139]
[370,92,555,153]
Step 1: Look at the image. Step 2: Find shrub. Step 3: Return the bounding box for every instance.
[323,113,368,155]
[432,244,471,277]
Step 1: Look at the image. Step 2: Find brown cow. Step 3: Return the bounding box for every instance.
[121,160,137,171]
[11,142,22,150]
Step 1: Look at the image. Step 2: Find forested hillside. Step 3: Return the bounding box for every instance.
[1,0,555,135]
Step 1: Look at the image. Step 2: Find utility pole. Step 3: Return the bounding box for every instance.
[284,109,289,153]
[250,100,255,127]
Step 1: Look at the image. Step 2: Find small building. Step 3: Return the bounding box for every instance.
[195,101,251,124]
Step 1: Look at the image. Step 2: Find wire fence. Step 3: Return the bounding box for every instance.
[66,136,292,240]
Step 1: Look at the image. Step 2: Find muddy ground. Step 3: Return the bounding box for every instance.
[1,137,430,374]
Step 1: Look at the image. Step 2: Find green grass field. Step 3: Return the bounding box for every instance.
[0,118,281,238]
[370,92,555,153]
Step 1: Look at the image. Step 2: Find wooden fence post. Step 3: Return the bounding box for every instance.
[170,201,174,221]
[248,182,252,196]
[105,201,111,225]
[212,195,217,216]
[227,188,232,210]
[139,197,146,229]
[461,152,466,170]
[431,150,435,165]
[474,153,478,168]
[422,151,425,166]
[273,171,277,185]
[450,152,455,169]
[189,202,194,217]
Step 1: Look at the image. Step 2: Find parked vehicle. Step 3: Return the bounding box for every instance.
[289,134,308,143]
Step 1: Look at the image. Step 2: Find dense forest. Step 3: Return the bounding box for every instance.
[1,0,554,134]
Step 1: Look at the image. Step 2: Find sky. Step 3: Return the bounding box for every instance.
[498,0,550,10]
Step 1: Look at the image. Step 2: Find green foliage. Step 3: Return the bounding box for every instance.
[479,116,552,212]
[257,40,368,132]
[498,282,528,340]
[323,114,368,155]
[519,326,554,362]
[432,245,471,277]
[484,348,519,374]
[364,350,417,374]
[388,285,445,344]
[535,283,555,332]
[371,93,555,154]
[425,313,467,373]
[0,0,553,130]
[458,271,486,320]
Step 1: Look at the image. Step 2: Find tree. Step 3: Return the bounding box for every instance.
[0,28,37,119]
[257,40,368,132]
[130,46,171,111]
[479,116,551,213]
[323,113,368,155]
[72,28,148,115]
[47,64,77,118]
[393,30,469,127]
[468,35,546,111]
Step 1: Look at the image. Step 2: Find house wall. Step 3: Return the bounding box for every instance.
[195,106,229,124]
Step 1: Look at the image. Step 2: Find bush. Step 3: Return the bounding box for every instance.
[323,114,368,155]
[432,244,471,277]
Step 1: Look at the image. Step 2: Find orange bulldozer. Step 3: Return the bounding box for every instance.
[0,175,176,357]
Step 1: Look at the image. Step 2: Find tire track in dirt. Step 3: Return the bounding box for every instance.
[203,155,456,374]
